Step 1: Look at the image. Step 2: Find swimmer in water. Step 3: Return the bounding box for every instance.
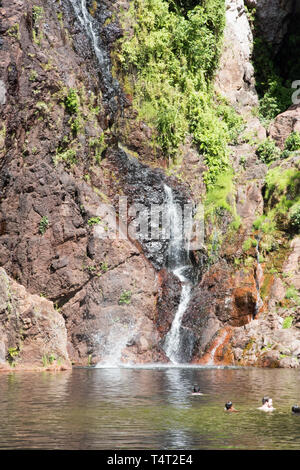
[258,396,275,411]
[192,385,203,395]
[224,401,239,412]
[292,405,300,414]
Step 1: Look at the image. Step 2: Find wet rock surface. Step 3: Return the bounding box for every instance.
[0,0,164,366]
[0,0,299,369]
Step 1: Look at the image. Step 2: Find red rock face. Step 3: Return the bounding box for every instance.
[194,327,234,366]
[269,104,300,149]
[0,268,71,370]
[182,261,259,364]
[155,268,182,336]
[0,0,165,367]
[0,0,299,371]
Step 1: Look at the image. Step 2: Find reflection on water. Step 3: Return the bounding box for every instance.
[1,367,300,449]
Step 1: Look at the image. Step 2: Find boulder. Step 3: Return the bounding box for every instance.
[215,0,258,110]
[269,105,300,149]
[0,268,70,369]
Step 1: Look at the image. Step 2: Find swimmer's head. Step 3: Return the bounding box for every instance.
[292,405,300,414]
[262,396,270,405]
[225,401,233,410]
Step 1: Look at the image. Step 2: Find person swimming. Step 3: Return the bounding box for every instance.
[224,401,239,412]
[258,396,275,411]
[292,405,300,414]
[192,385,203,395]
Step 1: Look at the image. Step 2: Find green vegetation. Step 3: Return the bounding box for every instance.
[69,117,81,136]
[289,204,300,233]
[256,138,280,164]
[100,262,109,273]
[32,5,44,24]
[32,5,44,45]
[89,0,98,16]
[7,24,21,41]
[119,290,132,305]
[282,316,293,329]
[254,164,300,235]
[285,286,300,305]
[284,131,300,152]
[251,7,300,126]
[29,70,38,81]
[242,237,257,252]
[89,133,107,164]
[230,215,241,231]
[35,101,50,115]
[116,0,243,186]
[55,148,77,166]
[7,347,19,366]
[204,171,235,217]
[64,89,80,114]
[88,216,101,226]
[42,353,56,367]
[51,86,105,169]
[252,37,291,125]
[39,216,49,235]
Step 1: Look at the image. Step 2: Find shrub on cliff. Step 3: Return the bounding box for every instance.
[284,131,300,152]
[289,204,300,234]
[252,37,291,125]
[256,138,280,164]
[261,166,300,234]
[117,0,242,186]
[64,88,79,114]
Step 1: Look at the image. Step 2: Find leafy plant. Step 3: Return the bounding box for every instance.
[252,37,291,124]
[256,138,280,164]
[282,316,293,329]
[64,88,79,114]
[289,204,300,233]
[42,353,56,367]
[88,217,101,226]
[54,148,77,166]
[242,237,256,252]
[116,0,243,186]
[7,347,19,366]
[284,131,300,152]
[119,290,132,305]
[100,262,109,272]
[39,216,49,235]
[7,24,21,40]
[32,5,44,24]
[285,286,300,305]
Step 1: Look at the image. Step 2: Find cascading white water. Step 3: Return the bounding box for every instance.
[70,0,107,67]
[69,0,119,103]
[96,321,135,368]
[254,238,263,318]
[163,185,193,364]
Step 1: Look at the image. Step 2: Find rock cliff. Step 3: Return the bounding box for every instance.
[0,0,299,369]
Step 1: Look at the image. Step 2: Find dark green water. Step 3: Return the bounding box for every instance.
[1,366,300,449]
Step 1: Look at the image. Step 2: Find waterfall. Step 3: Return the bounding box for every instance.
[95,320,135,368]
[254,237,263,318]
[69,0,121,106]
[163,185,193,363]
